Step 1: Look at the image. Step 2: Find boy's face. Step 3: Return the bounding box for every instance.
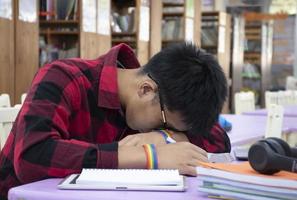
[124,78,188,133]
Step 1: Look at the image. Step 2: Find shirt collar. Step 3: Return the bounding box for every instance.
[98,43,140,109]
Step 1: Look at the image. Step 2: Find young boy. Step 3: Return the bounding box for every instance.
[0,42,230,199]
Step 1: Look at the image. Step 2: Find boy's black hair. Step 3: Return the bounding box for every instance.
[139,42,227,138]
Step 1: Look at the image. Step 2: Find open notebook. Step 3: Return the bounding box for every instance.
[58,169,185,191]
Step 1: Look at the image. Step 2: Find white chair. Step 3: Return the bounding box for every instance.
[0,93,11,107]
[266,90,297,108]
[0,107,20,149]
[21,93,27,104]
[265,91,279,109]
[265,104,284,139]
[277,91,288,106]
[293,91,297,105]
[283,90,297,106]
[286,76,297,90]
[234,91,256,114]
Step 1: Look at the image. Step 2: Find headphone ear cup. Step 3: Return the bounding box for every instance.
[266,137,292,157]
[264,138,286,156]
[248,140,281,175]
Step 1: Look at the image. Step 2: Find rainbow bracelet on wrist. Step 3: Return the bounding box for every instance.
[158,130,176,144]
[143,144,158,169]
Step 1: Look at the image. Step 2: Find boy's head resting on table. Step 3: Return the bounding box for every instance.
[121,42,227,137]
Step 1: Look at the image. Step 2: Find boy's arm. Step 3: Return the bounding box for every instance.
[14,63,118,184]
[187,123,231,153]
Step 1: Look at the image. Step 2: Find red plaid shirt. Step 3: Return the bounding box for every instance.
[0,44,230,199]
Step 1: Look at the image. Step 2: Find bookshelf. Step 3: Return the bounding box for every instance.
[0,0,15,103]
[161,0,201,49]
[201,11,231,113]
[242,21,273,107]
[39,0,79,66]
[111,0,150,65]
[39,0,111,66]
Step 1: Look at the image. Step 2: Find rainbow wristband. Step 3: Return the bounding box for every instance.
[158,130,176,144]
[143,144,158,169]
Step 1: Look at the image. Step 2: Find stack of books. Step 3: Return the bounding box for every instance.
[197,162,297,200]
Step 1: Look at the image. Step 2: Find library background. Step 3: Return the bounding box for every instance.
[0,0,297,114]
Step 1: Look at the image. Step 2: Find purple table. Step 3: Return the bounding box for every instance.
[243,105,297,117]
[222,114,297,146]
[8,177,208,200]
[8,114,297,200]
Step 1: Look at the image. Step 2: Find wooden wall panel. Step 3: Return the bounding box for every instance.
[137,41,149,66]
[80,32,99,59]
[97,35,111,55]
[15,20,39,104]
[0,17,15,104]
[220,14,231,114]
[149,0,162,57]
[194,0,201,47]
[231,16,245,112]
[80,33,111,59]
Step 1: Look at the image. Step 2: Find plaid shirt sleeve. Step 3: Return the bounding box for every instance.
[188,122,231,153]
[12,62,118,184]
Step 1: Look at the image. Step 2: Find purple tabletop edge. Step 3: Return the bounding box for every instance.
[8,177,209,200]
[243,105,297,118]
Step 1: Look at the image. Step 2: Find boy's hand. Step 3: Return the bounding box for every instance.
[118,141,208,176]
[168,131,189,142]
[119,132,166,146]
[118,130,189,147]
[157,142,208,176]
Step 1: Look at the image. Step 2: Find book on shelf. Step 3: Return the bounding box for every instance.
[58,168,185,191]
[111,7,135,33]
[197,161,297,200]
[39,37,78,66]
[201,27,218,47]
[162,17,184,40]
[39,0,78,20]
[201,21,218,47]
[163,6,184,14]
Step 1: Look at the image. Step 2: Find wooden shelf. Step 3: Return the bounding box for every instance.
[245,29,261,34]
[163,2,184,7]
[201,25,219,29]
[162,39,184,43]
[40,20,79,24]
[163,12,183,17]
[112,32,137,37]
[245,52,261,55]
[242,75,261,79]
[112,38,136,43]
[201,45,217,49]
[245,24,261,29]
[40,30,79,35]
[202,11,220,17]
[245,36,261,40]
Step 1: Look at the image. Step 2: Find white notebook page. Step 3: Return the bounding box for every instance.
[76,169,183,186]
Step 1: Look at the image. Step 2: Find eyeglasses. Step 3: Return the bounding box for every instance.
[147,73,187,133]
[147,73,167,129]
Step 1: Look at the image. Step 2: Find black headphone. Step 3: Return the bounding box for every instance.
[248,137,297,175]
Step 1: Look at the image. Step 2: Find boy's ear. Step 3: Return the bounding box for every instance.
[137,80,158,101]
